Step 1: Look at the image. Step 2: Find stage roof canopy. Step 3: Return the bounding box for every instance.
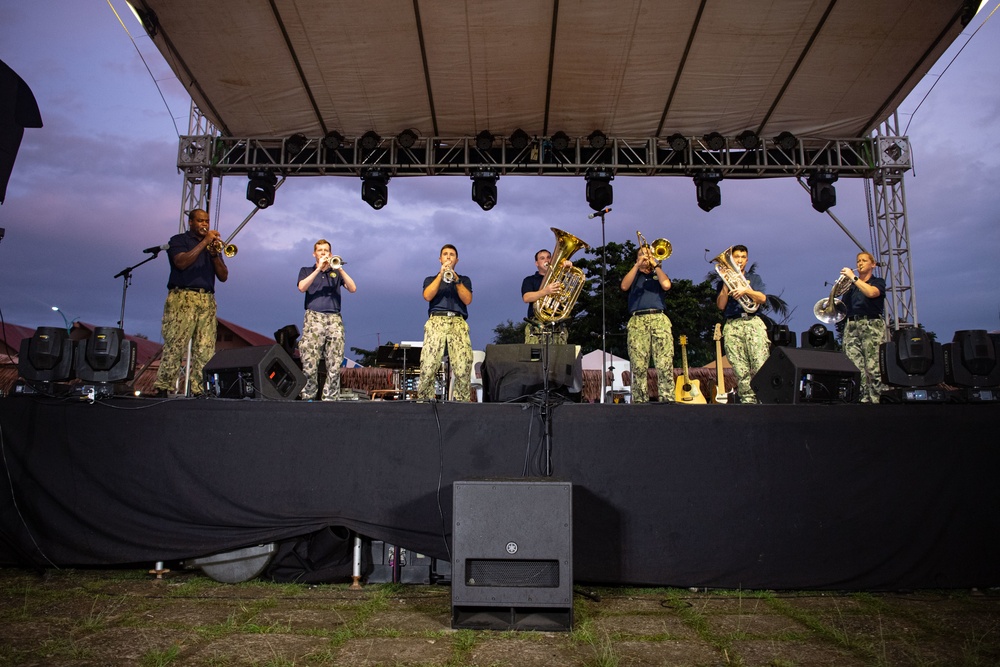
[135,0,972,142]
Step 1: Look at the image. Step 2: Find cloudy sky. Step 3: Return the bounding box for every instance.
[2,2,998,361]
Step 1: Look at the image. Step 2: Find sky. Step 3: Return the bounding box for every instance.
[2,1,999,362]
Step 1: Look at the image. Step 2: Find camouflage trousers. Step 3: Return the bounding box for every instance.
[154,289,217,395]
[626,312,675,403]
[298,310,344,401]
[844,318,886,403]
[723,316,770,404]
[524,321,569,345]
[417,316,472,401]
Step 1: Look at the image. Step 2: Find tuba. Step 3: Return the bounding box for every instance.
[712,247,759,314]
[533,227,590,323]
[813,274,852,323]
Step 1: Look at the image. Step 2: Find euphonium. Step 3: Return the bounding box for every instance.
[534,227,590,323]
[636,230,672,268]
[813,274,852,323]
[712,246,759,314]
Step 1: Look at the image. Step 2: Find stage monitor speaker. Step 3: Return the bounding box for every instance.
[751,347,861,404]
[204,345,306,400]
[452,478,573,632]
[482,344,582,402]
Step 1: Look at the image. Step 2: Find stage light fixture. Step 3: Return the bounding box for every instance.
[75,327,136,384]
[944,329,1000,390]
[396,129,418,149]
[703,132,725,151]
[551,131,570,151]
[588,130,607,149]
[360,130,381,152]
[736,130,759,150]
[769,324,796,348]
[774,131,798,152]
[801,323,836,350]
[585,168,614,211]
[17,326,75,384]
[471,169,499,211]
[274,324,301,361]
[879,327,946,402]
[322,131,344,151]
[509,128,530,151]
[475,130,494,151]
[693,171,722,212]
[667,133,689,152]
[808,171,838,212]
[361,168,389,210]
[285,133,307,157]
[246,170,277,209]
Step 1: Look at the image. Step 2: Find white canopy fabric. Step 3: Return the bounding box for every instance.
[136,0,969,141]
[581,349,629,371]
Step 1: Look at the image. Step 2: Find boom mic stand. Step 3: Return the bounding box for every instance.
[114,248,165,331]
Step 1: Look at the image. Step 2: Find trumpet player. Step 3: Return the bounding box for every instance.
[715,244,768,403]
[840,252,886,403]
[521,249,571,344]
[297,239,357,401]
[621,244,675,403]
[151,208,229,398]
[417,244,474,401]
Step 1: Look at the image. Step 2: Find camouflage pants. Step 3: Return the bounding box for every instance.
[298,310,344,401]
[626,312,675,403]
[524,321,569,345]
[154,289,217,395]
[844,318,886,403]
[723,317,770,404]
[417,316,472,401]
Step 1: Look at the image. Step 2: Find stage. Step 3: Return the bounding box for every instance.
[1,396,998,590]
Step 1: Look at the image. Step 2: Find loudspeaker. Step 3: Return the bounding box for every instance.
[751,347,861,404]
[204,345,306,400]
[452,479,573,631]
[482,344,582,402]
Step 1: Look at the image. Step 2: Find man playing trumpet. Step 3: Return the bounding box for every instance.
[297,239,356,401]
[621,244,675,403]
[840,252,886,403]
[417,244,474,401]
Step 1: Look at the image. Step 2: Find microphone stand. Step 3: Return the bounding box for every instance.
[114,250,164,331]
[540,322,555,477]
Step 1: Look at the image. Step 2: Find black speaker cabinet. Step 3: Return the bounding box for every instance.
[751,347,861,404]
[482,344,582,402]
[204,345,306,400]
[452,479,573,632]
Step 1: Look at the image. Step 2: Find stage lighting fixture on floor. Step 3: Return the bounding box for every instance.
[703,132,725,151]
[774,131,798,152]
[396,128,418,149]
[550,131,570,151]
[769,324,796,348]
[694,171,722,212]
[471,169,499,211]
[879,326,947,403]
[246,170,277,209]
[667,133,688,152]
[273,324,301,361]
[322,130,343,151]
[75,327,136,385]
[509,128,530,151]
[361,168,389,210]
[736,130,760,150]
[801,323,836,350]
[944,329,1000,401]
[587,130,607,149]
[808,171,838,212]
[17,326,75,385]
[585,168,614,211]
[475,130,494,151]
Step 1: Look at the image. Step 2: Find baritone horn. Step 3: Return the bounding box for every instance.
[534,227,590,323]
[711,246,758,313]
[636,230,672,268]
[813,274,852,323]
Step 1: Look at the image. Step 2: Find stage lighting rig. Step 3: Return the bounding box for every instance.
[471,169,499,211]
[360,131,381,153]
[585,168,614,211]
[75,327,137,386]
[587,130,607,150]
[475,130,494,151]
[246,170,278,209]
[801,323,836,350]
[322,131,343,151]
[666,133,689,152]
[361,168,390,210]
[944,329,1000,401]
[879,326,947,402]
[703,132,725,151]
[693,171,722,212]
[509,129,531,151]
[774,131,798,152]
[808,171,838,212]
[285,133,307,158]
[736,130,760,150]
[550,131,570,152]
[396,129,418,149]
[16,326,75,390]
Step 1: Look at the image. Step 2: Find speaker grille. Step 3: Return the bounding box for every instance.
[465,559,559,588]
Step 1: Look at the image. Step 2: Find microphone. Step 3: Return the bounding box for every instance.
[143,244,169,254]
[588,207,612,219]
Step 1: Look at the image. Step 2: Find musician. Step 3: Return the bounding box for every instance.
[840,252,886,403]
[296,239,357,401]
[151,208,228,397]
[621,244,675,403]
[417,244,474,401]
[715,244,768,403]
[521,249,570,344]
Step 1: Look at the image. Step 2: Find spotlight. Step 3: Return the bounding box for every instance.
[274,324,301,361]
[667,133,688,152]
[509,128,531,151]
[396,129,418,149]
[246,170,277,209]
[769,324,796,348]
[17,326,75,384]
[585,168,614,211]
[471,169,499,211]
[475,130,494,151]
[703,132,725,151]
[75,327,136,384]
[693,171,722,212]
[322,131,343,151]
[801,323,836,350]
[550,131,570,151]
[879,327,947,402]
[285,133,308,157]
[944,330,1000,391]
[808,171,838,212]
[587,130,607,150]
[361,168,389,210]
[735,130,759,150]
[774,131,798,152]
[360,130,381,152]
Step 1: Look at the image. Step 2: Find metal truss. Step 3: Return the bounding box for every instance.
[176,102,217,232]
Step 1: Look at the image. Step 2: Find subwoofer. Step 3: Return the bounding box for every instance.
[751,347,861,404]
[452,479,573,631]
[203,345,306,400]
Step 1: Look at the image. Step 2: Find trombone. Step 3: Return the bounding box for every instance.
[636,230,672,269]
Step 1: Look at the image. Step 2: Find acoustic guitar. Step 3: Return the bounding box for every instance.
[713,323,728,404]
[674,335,707,404]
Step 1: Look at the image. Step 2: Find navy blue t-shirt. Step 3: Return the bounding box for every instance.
[166,230,218,292]
[423,274,472,319]
[627,270,668,313]
[521,272,543,319]
[845,275,886,317]
[718,272,765,318]
[298,265,344,313]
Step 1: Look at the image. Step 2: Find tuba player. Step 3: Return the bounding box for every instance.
[521,249,571,344]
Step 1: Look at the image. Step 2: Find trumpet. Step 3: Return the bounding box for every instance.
[441,264,456,283]
[320,255,345,271]
[813,274,852,323]
[636,230,672,269]
[209,239,238,258]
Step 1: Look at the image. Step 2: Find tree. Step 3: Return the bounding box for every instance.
[350,344,386,367]
[491,319,524,345]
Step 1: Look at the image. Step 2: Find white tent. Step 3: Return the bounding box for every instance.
[581,349,628,372]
